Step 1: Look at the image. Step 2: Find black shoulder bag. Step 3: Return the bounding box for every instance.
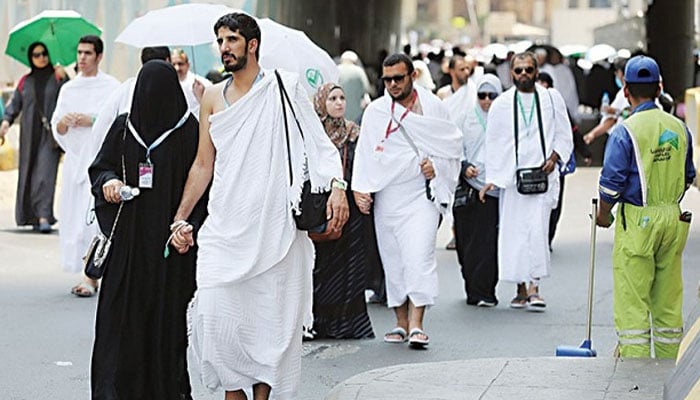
[514,90,549,195]
[275,70,330,231]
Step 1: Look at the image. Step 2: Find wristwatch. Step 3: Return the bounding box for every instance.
[331,178,347,190]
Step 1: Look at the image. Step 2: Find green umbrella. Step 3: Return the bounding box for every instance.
[5,10,101,67]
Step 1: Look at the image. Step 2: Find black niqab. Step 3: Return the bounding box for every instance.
[129,60,188,144]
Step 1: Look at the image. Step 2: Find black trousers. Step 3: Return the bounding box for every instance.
[453,186,499,304]
[548,175,566,246]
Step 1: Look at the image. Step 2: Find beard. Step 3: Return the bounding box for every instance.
[223,52,247,73]
[390,82,413,102]
[515,76,535,92]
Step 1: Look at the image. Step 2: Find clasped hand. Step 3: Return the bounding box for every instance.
[102,179,124,204]
[171,222,194,254]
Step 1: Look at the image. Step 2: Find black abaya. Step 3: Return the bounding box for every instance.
[312,140,375,339]
[89,61,206,400]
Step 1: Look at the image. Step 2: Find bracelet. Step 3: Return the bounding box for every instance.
[170,220,190,231]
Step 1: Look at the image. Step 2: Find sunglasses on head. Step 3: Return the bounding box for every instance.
[381,74,407,84]
[32,51,48,58]
[477,92,498,100]
[513,66,535,75]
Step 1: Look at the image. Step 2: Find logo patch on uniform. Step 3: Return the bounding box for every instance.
[658,129,679,150]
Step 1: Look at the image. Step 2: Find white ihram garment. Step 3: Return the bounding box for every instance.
[188,70,341,398]
[485,85,573,283]
[354,85,462,308]
[51,71,120,273]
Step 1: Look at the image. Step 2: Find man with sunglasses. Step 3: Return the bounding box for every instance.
[50,35,120,297]
[481,52,573,311]
[353,53,462,348]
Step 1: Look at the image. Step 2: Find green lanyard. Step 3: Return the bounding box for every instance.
[474,106,487,133]
[516,92,536,128]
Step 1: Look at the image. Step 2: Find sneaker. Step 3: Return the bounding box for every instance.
[477,300,497,307]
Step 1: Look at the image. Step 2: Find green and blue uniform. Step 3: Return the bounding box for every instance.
[599,100,696,358]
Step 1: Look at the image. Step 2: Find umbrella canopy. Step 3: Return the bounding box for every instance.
[482,43,509,61]
[586,44,617,63]
[115,3,234,47]
[560,44,589,58]
[5,10,101,67]
[258,18,338,96]
[117,8,338,95]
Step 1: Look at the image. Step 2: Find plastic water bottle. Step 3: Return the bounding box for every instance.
[119,185,140,201]
[601,92,610,110]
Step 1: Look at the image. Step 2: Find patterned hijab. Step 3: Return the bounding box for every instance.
[313,83,359,148]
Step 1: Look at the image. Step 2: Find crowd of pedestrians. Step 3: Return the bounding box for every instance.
[0,9,696,399]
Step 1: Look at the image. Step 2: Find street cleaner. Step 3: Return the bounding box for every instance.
[596,55,696,359]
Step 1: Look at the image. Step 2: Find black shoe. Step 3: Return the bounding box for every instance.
[368,293,387,305]
[38,222,52,233]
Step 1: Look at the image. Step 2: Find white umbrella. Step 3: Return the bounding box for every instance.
[586,44,617,63]
[115,3,235,47]
[482,43,509,61]
[258,18,338,96]
[559,44,588,58]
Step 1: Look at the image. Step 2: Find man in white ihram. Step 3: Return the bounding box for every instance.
[51,35,120,297]
[481,52,573,311]
[170,13,348,400]
[353,53,462,348]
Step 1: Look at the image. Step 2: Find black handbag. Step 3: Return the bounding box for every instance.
[514,90,548,195]
[453,181,475,208]
[275,70,329,231]
[84,132,126,280]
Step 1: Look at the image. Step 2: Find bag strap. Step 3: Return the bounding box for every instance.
[397,119,434,201]
[275,70,305,188]
[513,90,546,167]
[105,126,127,240]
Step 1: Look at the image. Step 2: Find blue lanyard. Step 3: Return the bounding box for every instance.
[127,111,190,163]
[223,70,265,108]
[474,106,487,133]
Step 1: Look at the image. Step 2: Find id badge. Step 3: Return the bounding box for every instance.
[138,162,153,189]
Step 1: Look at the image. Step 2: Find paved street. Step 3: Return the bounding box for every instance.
[0,163,698,399]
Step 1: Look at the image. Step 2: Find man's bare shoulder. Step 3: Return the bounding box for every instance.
[202,79,228,115]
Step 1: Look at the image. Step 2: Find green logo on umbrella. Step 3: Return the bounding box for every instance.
[306,68,324,88]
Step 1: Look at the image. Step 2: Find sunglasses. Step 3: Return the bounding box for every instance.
[477,92,498,100]
[381,74,407,84]
[513,66,535,75]
[32,51,48,58]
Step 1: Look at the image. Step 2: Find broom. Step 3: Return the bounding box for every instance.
[556,198,598,357]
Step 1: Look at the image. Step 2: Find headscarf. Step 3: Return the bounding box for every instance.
[129,60,188,144]
[476,73,503,96]
[26,42,55,111]
[313,83,359,148]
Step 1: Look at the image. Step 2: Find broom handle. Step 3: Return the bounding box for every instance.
[586,198,598,341]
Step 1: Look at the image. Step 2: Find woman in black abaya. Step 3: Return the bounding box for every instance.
[0,42,67,232]
[89,60,206,399]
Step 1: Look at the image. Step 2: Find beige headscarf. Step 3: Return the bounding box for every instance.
[313,83,359,148]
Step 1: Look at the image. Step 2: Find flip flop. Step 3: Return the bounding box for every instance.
[408,328,429,349]
[70,282,98,298]
[383,327,408,343]
[527,293,547,312]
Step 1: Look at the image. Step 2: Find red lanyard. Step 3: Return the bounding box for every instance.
[385,90,417,139]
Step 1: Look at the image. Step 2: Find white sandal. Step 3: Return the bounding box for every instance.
[70,282,97,298]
